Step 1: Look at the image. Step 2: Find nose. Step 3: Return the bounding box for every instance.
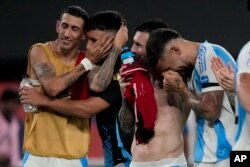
[64,29,70,37]
[131,44,137,53]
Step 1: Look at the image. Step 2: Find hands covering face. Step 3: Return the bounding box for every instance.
[162,70,187,93]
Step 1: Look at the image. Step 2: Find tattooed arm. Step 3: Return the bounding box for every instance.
[163,70,224,122]
[88,46,122,92]
[88,25,128,92]
[118,98,135,134]
[30,46,87,97]
[181,88,224,122]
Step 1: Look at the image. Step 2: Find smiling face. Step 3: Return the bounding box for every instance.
[131,31,149,64]
[56,13,85,51]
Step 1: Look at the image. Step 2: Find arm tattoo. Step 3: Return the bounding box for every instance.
[226,91,235,110]
[35,63,56,80]
[168,92,191,118]
[118,98,135,135]
[63,65,86,87]
[88,65,101,84]
[188,90,224,120]
[90,46,121,91]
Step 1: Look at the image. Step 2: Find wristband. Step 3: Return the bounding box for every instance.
[80,58,95,71]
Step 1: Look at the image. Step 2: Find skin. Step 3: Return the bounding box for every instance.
[237,73,250,113]
[119,31,189,162]
[158,39,224,122]
[131,31,149,63]
[211,56,235,91]
[28,13,112,97]
[20,25,128,118]
[211,56,235,108]
[87,26,128,92]
[130,84,189,162]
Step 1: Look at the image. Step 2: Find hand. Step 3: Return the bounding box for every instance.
[19,86,50,106]
[211,57,234,91]
[113,25,128,50]
[162,70,187,93]
[119,66,132,96]
[86,35,114,64]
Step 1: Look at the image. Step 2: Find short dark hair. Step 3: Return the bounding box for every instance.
[85,10,124,32]
[146,28,181,68]
[60,6,89,22]
[135,18,168,33]
[1,88,19,103]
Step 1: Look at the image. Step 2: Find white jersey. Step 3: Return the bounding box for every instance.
[190,41,236,163]
[233,41,250,150]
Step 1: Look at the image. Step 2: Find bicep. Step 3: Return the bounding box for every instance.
[30,46,56,87]
[202,90,224,114]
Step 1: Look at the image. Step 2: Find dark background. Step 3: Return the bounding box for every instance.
[0,0,249,81]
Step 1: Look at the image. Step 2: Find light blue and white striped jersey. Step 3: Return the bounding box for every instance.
[190,41,236,163]
[233,41,250,151]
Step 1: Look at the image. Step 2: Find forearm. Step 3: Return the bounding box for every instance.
[43,98,95,118]
[118,98,135,134]
[40,64,86,97]
[226,90,235,109]
[88,46,122,92]
[170,92,191,118]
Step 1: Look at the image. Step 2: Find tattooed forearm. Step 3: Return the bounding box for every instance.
[169,92,191,118]
[64,75,78,87]
[118,98,135,134]
[226,90,235,109]
[89,46,122,92]
[74,64,85,73]
[35,63,56,80]
[63,65,86,87]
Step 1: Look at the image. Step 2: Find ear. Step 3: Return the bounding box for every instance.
[81,33,87,40]
[170,46,181,57]
[56,20,60,33]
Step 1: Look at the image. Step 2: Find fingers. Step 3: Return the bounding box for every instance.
[211,57,225,71]
[227,63,234,73]
[119,66,127,74]
[114,25,128,49]
[101,35,114,50]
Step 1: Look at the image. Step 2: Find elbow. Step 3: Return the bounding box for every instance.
[89,83,105,93]
[46,87,59,97]
[78,108,95,119]
[43,83,61,97]
[205,109,220,122]
[83,111,94,118]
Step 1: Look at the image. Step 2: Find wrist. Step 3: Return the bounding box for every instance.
[80,57,96,71]
[113,45,123,54]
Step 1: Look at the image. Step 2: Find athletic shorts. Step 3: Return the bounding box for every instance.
[129,153,187,167]
[22,152,88,167]
[194,158,229,167]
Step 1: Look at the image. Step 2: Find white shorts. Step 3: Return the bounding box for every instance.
[194,158,229,167]
[22,152,88,167]
[129,153,187,167]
